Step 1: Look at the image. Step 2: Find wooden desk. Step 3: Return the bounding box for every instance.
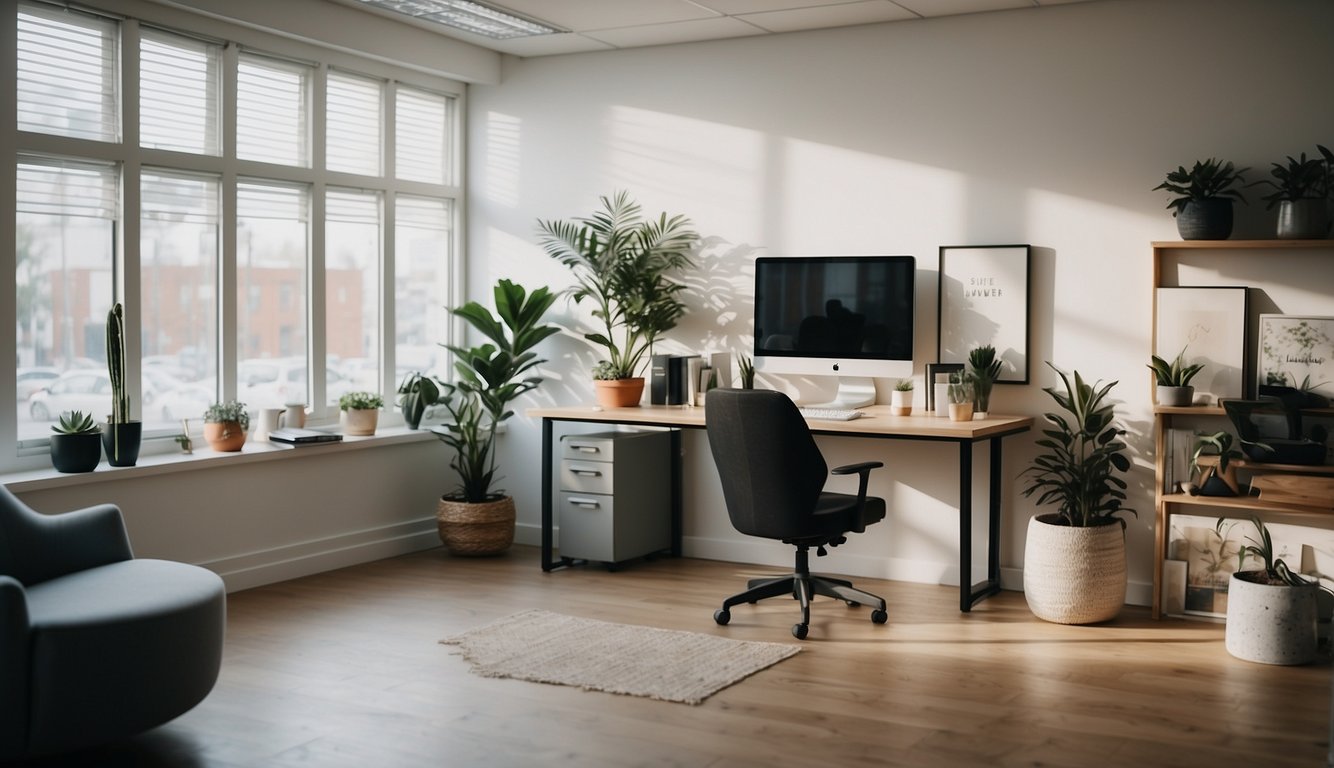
[527,404,1033,612]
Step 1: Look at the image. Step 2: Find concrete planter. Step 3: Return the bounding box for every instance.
[1224,571,1318,665]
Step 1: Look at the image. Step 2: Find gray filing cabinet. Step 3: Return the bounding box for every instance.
[558,430,671,565]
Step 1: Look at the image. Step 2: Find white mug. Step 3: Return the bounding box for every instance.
[254,408,283,440]
[281,403,307,429]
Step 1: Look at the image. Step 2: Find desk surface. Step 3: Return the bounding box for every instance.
[528,404,1032,441]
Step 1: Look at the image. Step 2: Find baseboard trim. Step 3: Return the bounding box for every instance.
[202,517,441,592]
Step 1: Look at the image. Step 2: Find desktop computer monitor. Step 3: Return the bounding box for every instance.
[753,255,915,408]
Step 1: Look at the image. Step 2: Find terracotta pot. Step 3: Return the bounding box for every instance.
[203,421,247,452]
[437,495,516,556]
[341,408,379,436]
[594,378,645,408]
[1023,514,1126,624]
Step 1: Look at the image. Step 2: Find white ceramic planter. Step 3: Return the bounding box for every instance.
[890,389,912,416]
[1023,515,1126,624]
[1224,572,1318,665]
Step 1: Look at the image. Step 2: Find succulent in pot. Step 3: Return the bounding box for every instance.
[50,409,102,473]
[203,400,249,452]
[1153,158,1248,240]
[1148,346,1204,407]
[890,377,913,416]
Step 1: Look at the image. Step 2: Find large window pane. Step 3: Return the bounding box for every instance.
[141,170,219,432]
[395,195,451,385]
[327,71,382,176]
[16,158,117,442]
[237,53,310,167]
[326,189,381,405]
[17,2,119,142]
[238,181,309,408]
[395,86,451,184]
[141,29,221,155]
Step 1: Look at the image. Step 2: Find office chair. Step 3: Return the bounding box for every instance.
[705,388,888,639]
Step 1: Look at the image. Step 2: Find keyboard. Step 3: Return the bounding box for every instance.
[799,408,864,421]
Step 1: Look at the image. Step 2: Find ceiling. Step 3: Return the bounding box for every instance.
[334,0,1104,58]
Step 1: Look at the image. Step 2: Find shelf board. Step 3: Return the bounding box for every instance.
[1153,405,1225,416]
[1159,491,1334,518]
[1191,456,1334,475]
[1152,239,1334,250]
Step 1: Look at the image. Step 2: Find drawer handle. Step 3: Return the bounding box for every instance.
[570,468,603,477]
[567,497,601,509]
[568,443,602,453]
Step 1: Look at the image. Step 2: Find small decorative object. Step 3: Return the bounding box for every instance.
[946,371,975,422]
[1251,147,1332,239]
[967,345,1003,417]
[434,280,558,555]
[397,372,440,430]
[925,362,964,417]
[937,245,1031,383]
[1148,346,1204,407]
[1219,516,1326,665]
[102,303,142,467]
[1190,430,1247,497]
[282,403,307,429]
[737,353,756,390]
[339,391,384,436]
[537,191,699,407]
[175,419,193,455]
[1153,158,1249,240]
[49,410,101,473]
[890,378,913,416]
[1021,363,1134,624]
[203,401,249,452]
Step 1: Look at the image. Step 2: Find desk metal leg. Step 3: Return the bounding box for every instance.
[670,429,683,557]
[541,418,557,571]
[960,438,1004,611]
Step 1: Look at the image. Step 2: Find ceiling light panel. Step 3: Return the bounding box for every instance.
[354,0,562,39]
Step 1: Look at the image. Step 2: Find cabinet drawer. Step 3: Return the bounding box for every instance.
[561,435,615,461]
[560,460,613,494]
[558,492,613,561]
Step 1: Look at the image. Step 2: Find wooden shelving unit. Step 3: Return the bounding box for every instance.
[1150,239,1334,619]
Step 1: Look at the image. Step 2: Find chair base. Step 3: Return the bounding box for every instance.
[714,548,888,639]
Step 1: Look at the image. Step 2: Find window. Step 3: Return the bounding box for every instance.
[327,71,383,176]
[238,181,309,408]
[140,28,221,155]
[394,195,451,381]
[396,86,451,184]
[326,188,381,404]
[15,157,118,441]
[140,169,219,430]
[237,53,311,168]
[17,3,119,142]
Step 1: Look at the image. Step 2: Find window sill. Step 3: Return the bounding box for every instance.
[2,426,439,494]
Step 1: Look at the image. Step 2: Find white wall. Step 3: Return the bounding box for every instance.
[468,0,1334,604]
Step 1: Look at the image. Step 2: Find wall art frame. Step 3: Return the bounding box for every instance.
[937,244,1031,384]
[1257,314,1334,399]
[1154,286,1249,403]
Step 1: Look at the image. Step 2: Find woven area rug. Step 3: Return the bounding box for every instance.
[440,610,800,705]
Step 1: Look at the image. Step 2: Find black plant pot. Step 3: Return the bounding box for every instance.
[50,433,102,473]
[1276,199,1332,240]
[1176,199,1234,240]
[101,421,143,467]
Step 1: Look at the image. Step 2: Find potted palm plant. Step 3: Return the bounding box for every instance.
[967,344,1003,416]
[1153,158,1249,240]
[1148,346,1204,406]
[1251,148,1332,239]
[537,190,699,408]
[339,391,384,436]
[433,279,558,556]
[102,303,142,466]
[50,410,102,473]
[1021,363,1135,624]
[1219,516,1326,665]
[203,401,249,452]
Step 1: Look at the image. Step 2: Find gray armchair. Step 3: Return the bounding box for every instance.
[0,484,225,759]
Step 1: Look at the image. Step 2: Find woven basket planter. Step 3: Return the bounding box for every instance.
[437,496,515,556]
[1023,514,1126,624]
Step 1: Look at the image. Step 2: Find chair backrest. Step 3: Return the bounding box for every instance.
[704,389,827,540]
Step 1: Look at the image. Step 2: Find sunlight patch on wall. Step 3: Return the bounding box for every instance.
[482,111,522,208]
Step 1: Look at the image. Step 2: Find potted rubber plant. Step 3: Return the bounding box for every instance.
[203,400,249,452]
[397,372,440,430]
[1148,346,1204,407]
[339,391,384,436]
[1219,516,1327,665]
[1153,158,1249,240]
[50,410,102,473]
[102,303,142,466]
[1251,148,1332,239]
[537,190,699,408]
[967,344,1003,417]
[433,279,559,556]
[1021,363,1135,624]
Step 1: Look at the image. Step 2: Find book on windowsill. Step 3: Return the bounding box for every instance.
[267,428,343,445]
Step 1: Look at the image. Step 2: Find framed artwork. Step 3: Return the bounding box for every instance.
[1257,315,1334,398]
[1154,286,1249,403]
[924,362,964,414]
[937,245,1031,384]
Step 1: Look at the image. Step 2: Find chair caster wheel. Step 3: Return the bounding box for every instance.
[871,609,888,624]
[714,609,730,625]
[792,623,809,640]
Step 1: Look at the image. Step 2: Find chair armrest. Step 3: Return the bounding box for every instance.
[0,576,29,759]
[1,487,133,585]
[830,461,884,505]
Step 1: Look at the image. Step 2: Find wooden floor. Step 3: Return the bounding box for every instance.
[21,546,1333,768]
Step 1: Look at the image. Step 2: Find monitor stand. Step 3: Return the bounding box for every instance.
[805,376,876,409]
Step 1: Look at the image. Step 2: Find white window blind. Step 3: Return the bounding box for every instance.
[327,71,383,176]
[140,29,221,155]
[16,2,119,142]
[142,169,219,225]
[395,86,451,184]
[395,193,450,231]
[17,158,119,219]
[327,188,381,225]
[237,53,311,167]
[237,180,309,221]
